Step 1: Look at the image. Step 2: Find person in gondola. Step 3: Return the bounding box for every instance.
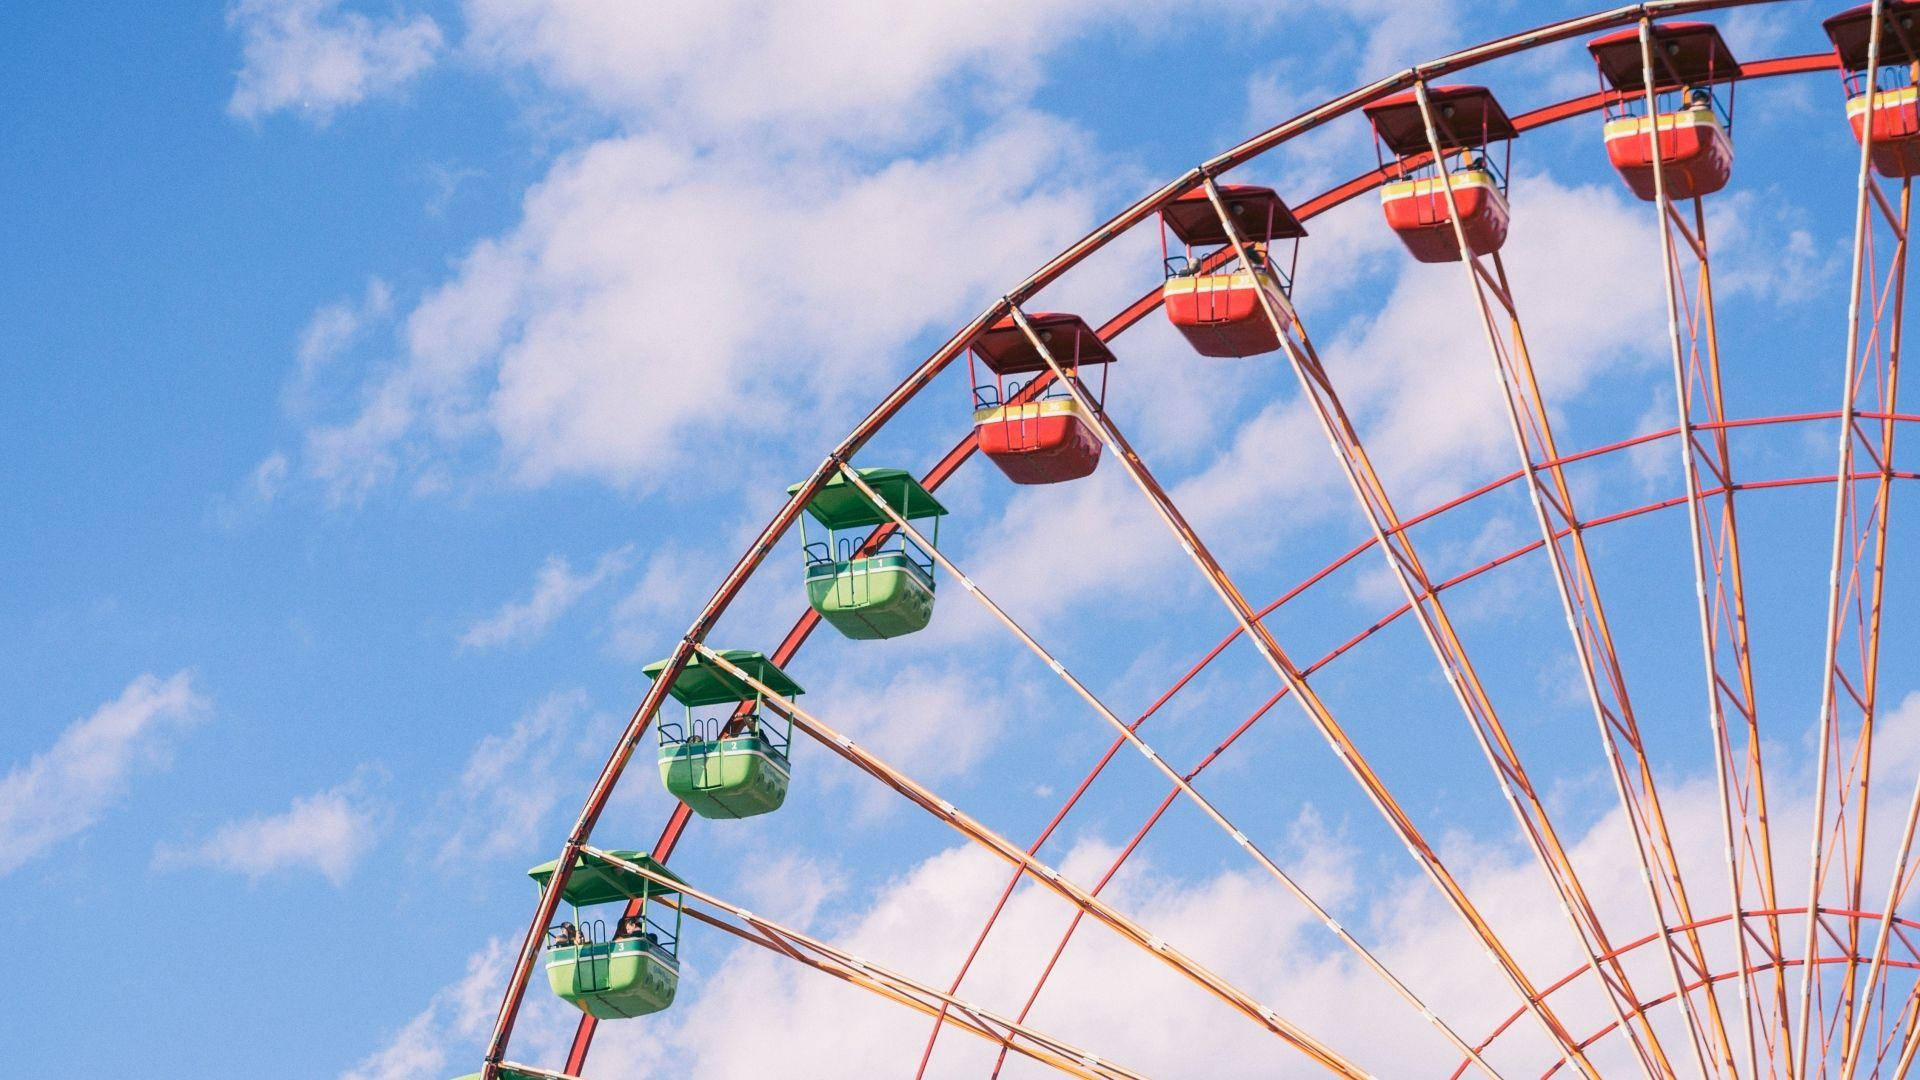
[615,914,645,940]
[551,921,580,947]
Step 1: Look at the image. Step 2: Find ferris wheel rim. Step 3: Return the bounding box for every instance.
[468,2,1913,1075]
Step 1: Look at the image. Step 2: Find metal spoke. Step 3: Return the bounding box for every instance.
[693,646,1370,1076]
[1409,76,1726,1078]
[582,847,1149,1080]
[1807,4,1917,1074]
[1629,19,1788,1076]
[837,463,1500,1076]
[1006,301,1603,1077]
[1201,171,1665,1074]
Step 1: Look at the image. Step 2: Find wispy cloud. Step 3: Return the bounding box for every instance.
[208,450,291,530]
[227,0,442,123]
[338,938,512,1080]
[569,697,1920,1077]
[607,544,710,659]
[301,115,1113,501]
[459,544,635,651]
[155,772,382,886]
[286,277,393,420]
[428,690,598,866]
[0,671,207,876]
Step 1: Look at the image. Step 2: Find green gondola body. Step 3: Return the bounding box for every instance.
[804,552,936,639]
[657,733,790,819]
[643,650,804,817]
[545,937,680,1019]
[526,849,687,1022]
[789,467,948,642]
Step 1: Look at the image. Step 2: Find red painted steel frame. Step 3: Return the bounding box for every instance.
[969,436,1920,1078]
[1453,907,1920,1079]
[481,8,1852,1079]
[1797,6,1915,1073]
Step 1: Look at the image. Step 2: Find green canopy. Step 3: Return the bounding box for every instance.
[527,849,684,906]
[642,649,803,707]
[788,467,948,530]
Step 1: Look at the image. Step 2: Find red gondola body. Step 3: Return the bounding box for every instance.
[1588,24,1741,201]
[1378,170,1509,263]
[1162,269,1283,356]
[1157,185,1305,357]
[972,398,1103,485]
[1602,111,1733,200]
[1364,86,1517,264]
[1849,88,1920,177]
[967,313,1116,485]
[1827,3,1920,178]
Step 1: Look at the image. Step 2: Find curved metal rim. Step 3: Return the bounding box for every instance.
[475,2,1866,1074]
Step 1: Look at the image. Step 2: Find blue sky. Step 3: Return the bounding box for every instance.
[10,0,1920,1076]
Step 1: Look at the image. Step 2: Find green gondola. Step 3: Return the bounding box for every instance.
[787,467,948,640]
[644,649,803,820]
[526,849,685,1020]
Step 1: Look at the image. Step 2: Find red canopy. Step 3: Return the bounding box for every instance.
[1364,85,1517,157]
[1159,184,1306,247]
[971,312,1116,375]
[1589,22,1742,92]
[1825,2,1920,71]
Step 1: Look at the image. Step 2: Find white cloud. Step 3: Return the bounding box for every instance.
[463,0,1256,149]
[288,1,1522,508]
[607,546,710,660]
[301,278,391,371]
[286,278,393,420]
[735,852,847,932]
[460,544,635,650]
[573,834,1465,1077]
[1705,189,1847,305]
[365,696,1920,1076]
[156,774,380,886]
[555,696,1920,1077]
[430,690,597,866]
[340,939,511,1080]
[228,0,443,122]
[1308,172,1664,508]
[303,115,1110,501]
[0,671,206,876]
[249,451,291,502]
[209,450,292,530]
[961,467,1180,628]
[819,662,1019,814]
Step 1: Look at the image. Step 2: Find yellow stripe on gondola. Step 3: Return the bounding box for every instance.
[1379,169,1500,202]
[973,396,1092,426]
[1848,84,1920,119]
[1161,269,1268,294]
[1602,106,1722,143]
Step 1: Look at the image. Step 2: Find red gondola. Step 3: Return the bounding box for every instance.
[1589,23,1740,201]
[967,313,1115,486]
[1364,86,1517,263]
[1826,2,1920,178]
[1158,185,1305,357]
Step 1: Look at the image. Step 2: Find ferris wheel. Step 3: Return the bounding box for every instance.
[457,1,1920,1076]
